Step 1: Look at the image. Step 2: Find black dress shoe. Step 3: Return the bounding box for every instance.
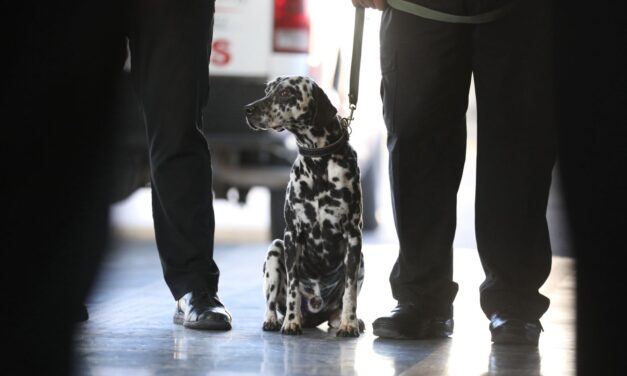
[489,313,543,346]
[173,291,232,330]
[372,303,453,339]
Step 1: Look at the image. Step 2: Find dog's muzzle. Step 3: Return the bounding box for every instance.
[244,97,284,132]
[244,102,262,130]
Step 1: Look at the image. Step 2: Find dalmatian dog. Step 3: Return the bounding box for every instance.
[244,76,365,337]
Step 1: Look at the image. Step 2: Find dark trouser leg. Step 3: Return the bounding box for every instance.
[472,0,555,320]
[380,7,471,318]
[129,0,218,300]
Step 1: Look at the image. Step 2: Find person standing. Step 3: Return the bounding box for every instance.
[126,0,232,330]
[553,0,625,372]
[4,1,127,374]
[4,1,230,374]
[352,0,555,345]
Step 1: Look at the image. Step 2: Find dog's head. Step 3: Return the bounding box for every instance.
[244,76,338,142]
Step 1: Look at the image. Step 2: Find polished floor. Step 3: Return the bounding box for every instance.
[73,229,575,376]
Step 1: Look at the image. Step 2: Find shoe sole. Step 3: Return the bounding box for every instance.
[173,313,232,331]
[373,320,453,340]
[491,328,539,346]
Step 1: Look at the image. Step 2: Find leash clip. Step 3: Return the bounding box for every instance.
[341,104,356,136]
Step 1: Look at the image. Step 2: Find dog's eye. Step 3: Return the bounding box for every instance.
[278,89,290,97]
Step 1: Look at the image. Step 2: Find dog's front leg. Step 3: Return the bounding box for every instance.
[281,231,302,335]
[263,239,286,331]
[337,233,363,337]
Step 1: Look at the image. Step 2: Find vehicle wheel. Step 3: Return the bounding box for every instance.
[270,188,286,241]
[109,149,150,204]
[108,72,151,204]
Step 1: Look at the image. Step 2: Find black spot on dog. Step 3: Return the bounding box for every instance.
[299,181,315,200]
[310,124,326,138]
[304,202,316,222]
[319,196,341,207]
[293,165,302,180]
[312,226,321,238]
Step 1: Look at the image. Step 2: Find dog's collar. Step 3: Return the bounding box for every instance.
[297,128,349,158]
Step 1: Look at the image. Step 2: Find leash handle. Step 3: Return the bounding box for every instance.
[348,6,365,112]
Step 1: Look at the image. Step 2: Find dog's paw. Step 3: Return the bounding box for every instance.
[336,322,361,338]
[281,321,302,335]
[262,319,281,332]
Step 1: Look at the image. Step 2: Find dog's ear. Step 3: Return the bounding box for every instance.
[312,82,338,127]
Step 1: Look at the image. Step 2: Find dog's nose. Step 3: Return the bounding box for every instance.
[244,104,255,116]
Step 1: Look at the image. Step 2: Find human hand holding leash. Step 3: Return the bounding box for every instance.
[352,0,386,11]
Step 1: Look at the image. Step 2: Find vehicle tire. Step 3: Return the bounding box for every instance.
[109,149,150,204]
[108,72,151,204]
[270,188,286,241]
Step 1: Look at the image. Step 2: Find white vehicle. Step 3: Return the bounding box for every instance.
[111,0,381,238]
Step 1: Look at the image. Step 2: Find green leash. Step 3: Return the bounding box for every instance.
[387,0,518,24]
[347,6,365,126]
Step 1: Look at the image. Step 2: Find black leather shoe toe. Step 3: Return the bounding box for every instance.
[372,304,453,339]
[174,291,232,331]
[489,313,542,346]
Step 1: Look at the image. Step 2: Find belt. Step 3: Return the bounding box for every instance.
[387,0,519,24]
